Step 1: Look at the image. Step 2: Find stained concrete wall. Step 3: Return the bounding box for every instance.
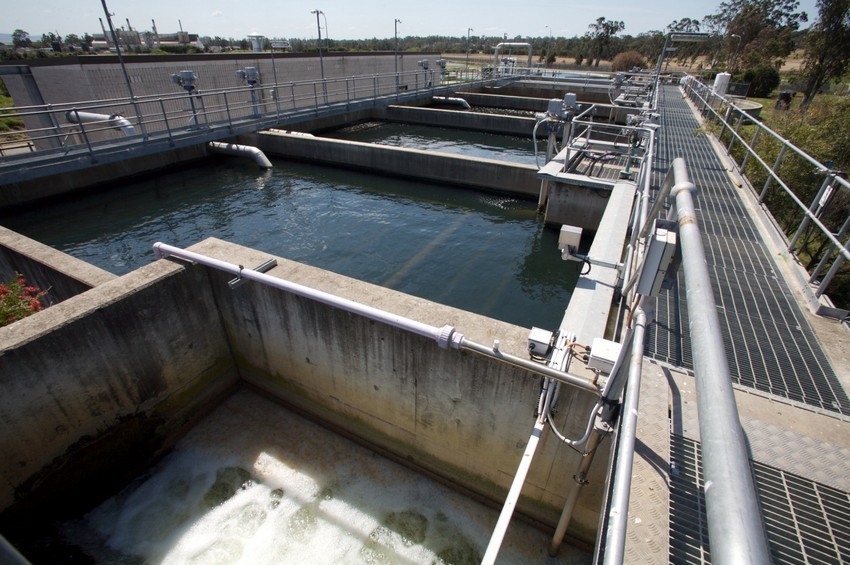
[0,144,208,211]
[249,131,541,198]
[1,53,436,108]
[0,258,238,523]
[382,105,538,137]
[193,238,608,542]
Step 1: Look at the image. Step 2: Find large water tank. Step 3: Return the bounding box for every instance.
[713,72,732,96]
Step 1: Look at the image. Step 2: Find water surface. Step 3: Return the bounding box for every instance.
[1,158,576,329]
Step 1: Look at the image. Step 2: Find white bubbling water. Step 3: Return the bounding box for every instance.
[72,390,589,564]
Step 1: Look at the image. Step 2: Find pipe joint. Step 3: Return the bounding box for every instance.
[436,325,463,349]
[670,180,697,197]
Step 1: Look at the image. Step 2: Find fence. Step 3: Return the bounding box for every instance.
[681,76,850,313]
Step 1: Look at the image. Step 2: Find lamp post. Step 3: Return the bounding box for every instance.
[99,0,145,138]
[730,34,741,74]
[311,9,326,103]
[394,18,402,76]
[466,27,473,69]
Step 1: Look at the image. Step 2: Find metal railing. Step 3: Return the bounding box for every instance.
[601,158,771,564]
[0,68,490,185]
[681,76,850,306]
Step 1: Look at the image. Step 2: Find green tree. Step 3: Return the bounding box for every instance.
[705,0,808,68]
[587,17,625,66]
[800,0,850,109]
[12,30,32,48]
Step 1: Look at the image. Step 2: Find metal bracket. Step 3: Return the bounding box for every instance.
[228,258,278,289]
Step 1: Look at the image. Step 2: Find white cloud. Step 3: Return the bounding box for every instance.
[211,10,224,18]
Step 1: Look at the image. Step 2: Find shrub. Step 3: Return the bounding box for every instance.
[743,65,781,98]
[611,50,646,72]
[0,273,49,327]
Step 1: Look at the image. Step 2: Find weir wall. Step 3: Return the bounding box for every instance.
[0,234,607,544]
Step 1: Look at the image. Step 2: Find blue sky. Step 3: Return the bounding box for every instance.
[6,0,818,41]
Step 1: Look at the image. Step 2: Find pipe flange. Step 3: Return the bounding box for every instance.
[436,325,455,349]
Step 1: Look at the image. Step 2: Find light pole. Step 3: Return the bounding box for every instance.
[311,9,326,102]
[466,27,473,69]
[730,34,741,74]
[394,18,402,76]
[99,0,145,138]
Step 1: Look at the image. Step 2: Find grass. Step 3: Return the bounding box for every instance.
[0,78,27,141]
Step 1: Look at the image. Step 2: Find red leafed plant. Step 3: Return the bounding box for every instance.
[0,273,49,327]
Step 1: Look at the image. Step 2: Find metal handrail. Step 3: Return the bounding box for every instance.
[670,157,771,564]
[680,76,850,301]
[0,68,488,158]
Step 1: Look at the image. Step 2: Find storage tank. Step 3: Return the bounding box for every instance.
[713,72,732,96]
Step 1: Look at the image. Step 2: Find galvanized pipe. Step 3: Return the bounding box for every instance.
[670,158,771,565]
[602,301,650,565]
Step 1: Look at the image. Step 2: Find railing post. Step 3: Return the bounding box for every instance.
[313,82,319,111]
[158,98,174,146]
[727,111,744,155]
[70,108,96,161]
[670,158,771,565]
[810,214,850,284]
[814,237,850,298]
[346,78,351,109]
[788,173,834,252]
[290,83,296,110]
[740,126,760,173]
[759,143,788,202]
[223,91,234,132]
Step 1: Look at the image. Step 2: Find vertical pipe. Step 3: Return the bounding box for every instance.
[602,303,650,565]
[481,418,546,565]
[671,159,771,565]
[548,428,605,556]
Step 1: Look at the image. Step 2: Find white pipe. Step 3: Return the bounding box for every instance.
[492,42,533,69]
[65,110,136,136]
[481,418,546,565]
[602,302,650,564]
[431,96,471,109]
[208,141,273,169]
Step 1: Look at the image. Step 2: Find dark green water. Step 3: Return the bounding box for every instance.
[1,158,576,329]
[327,122,539,165]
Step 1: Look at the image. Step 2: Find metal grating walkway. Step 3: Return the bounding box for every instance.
[646,84,850,415]
[669,434,850,564]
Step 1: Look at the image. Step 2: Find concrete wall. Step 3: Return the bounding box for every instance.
[249,131,541,198]
[192,238,608,542]
[0,226,116,303]
[382,105,538,137]
[1,53,437,108]
[0,257,238,523]
[0,144,208,211]
[0,236,608,545]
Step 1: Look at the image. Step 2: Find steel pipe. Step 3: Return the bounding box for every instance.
[65,110,136,136]
[602,302,650,564]
[208,141,273,169]
[670,159,771,565]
